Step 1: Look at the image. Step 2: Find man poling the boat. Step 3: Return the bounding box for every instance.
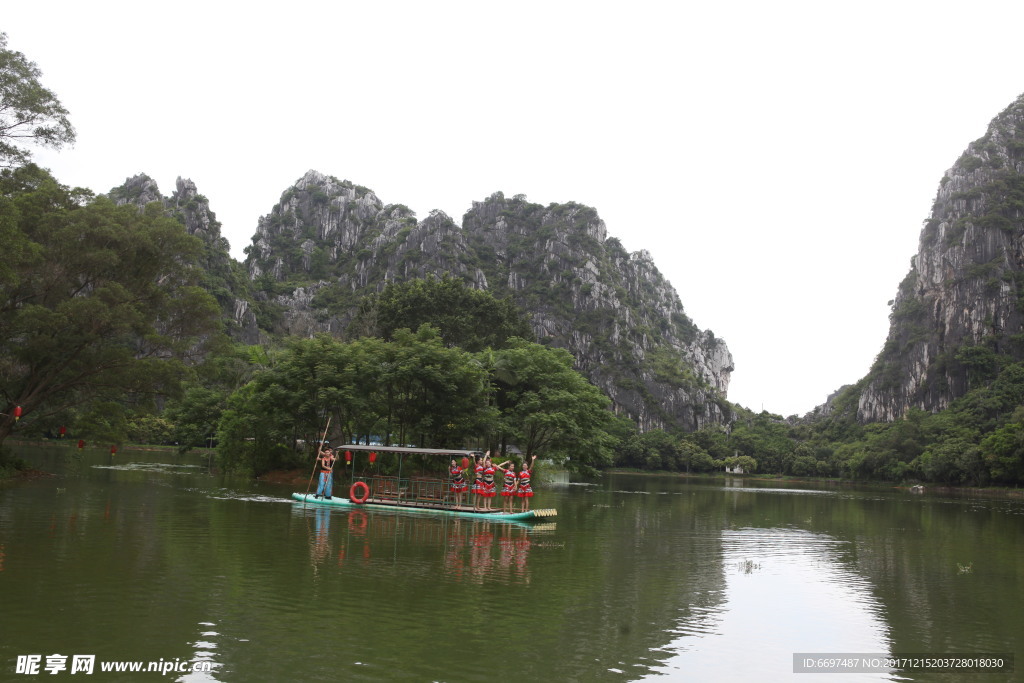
[315,448,337,499]
[303,417,332,500]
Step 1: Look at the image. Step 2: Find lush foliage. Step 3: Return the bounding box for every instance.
[486,338,615,472]
[0,165,223,449]
[352,275,533,351]
[609,359,1024,486]
[213,328,616,476]
[0,33,75,167]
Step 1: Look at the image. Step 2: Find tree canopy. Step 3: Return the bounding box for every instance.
[213,328,617,476]
[352,275,534,351]
[0,165,223,447]
[489,338,615,472]
[0,33,75,167]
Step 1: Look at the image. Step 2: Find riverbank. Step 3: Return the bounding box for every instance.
[606,468,1024,498]
[0,439,215,480]
[3,438,215,455]
[0,459,54,481]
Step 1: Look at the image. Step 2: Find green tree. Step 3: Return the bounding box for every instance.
[353,275,533,351]
[163,343,276,452]
[689,427,732,461]
[214,328,492,475]
[729,411,793,474]
[0,33,75,167]
[492,338,615,473]
[0,166,223,449]
[164,387,225,451]
[981,406,1024,484]
[678,439,715,472]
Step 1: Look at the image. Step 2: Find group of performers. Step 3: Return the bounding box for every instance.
[449,451,538,513]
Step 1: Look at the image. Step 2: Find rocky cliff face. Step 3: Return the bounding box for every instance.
[244,173,733,432]
[107,174,258,342]
[463,192,732,431]
[857,94,1024,422]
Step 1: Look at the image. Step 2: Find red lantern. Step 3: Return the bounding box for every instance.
[13,406,22,421]
[369,451,377,463]
[110,445,117,455]
[59,426,67,438]
[77,440,85,450]
[344,450,352,463]
[461,457,470,469]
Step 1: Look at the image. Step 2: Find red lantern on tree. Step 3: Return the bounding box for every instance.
[461,457,470,469]
[110,445,117,455]
[344,450,352,463]
[77,440,85,450]
[369,452,377,463]
[13,406,22,422]
[59,426,67,438]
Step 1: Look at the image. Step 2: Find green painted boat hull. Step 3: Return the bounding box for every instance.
[291,492,555,522]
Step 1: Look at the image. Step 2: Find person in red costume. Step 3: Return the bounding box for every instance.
[496,459,517,513]
[517,455,537,512]
[471,452,485,511]
[481,453,497,511]
[449,458,468,507]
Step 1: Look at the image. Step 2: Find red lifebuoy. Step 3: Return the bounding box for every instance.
[350,481,370,504]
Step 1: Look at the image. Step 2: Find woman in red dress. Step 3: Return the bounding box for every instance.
[481,454,497,511]
[471,453,485,511]
[517,455,537,512]
[449,458,468,508]
[496,459,517,513]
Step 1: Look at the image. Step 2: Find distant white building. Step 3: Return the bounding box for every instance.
[725,464,745,474]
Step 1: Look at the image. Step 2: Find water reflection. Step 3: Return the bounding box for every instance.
[309,507,331,568]
[296,504,549,584]
[645,527,894,682]
[5,448,1021,682]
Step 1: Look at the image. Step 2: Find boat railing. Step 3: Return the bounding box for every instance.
[370,475,408,501]
[410,476,449,505]
[363,474,453,507]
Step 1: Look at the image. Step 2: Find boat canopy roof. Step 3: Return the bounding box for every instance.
[336,444,480,457]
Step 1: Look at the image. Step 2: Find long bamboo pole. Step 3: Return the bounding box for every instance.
[304,416,332,499]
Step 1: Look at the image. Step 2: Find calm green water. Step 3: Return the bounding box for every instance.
[1,445,1021,682]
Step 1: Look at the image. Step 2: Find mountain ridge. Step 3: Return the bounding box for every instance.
[106,170,734,433]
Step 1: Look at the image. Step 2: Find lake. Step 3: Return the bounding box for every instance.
[1,444,1020,681]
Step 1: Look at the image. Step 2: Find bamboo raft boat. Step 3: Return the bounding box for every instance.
[293,444,556,522]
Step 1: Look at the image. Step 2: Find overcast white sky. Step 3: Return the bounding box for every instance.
[6,1,1024,417]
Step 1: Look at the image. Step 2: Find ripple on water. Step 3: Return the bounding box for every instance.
[176,621,222,683]
[91,463,204,474]
[720,526,850,560]
[202,490,294,504]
